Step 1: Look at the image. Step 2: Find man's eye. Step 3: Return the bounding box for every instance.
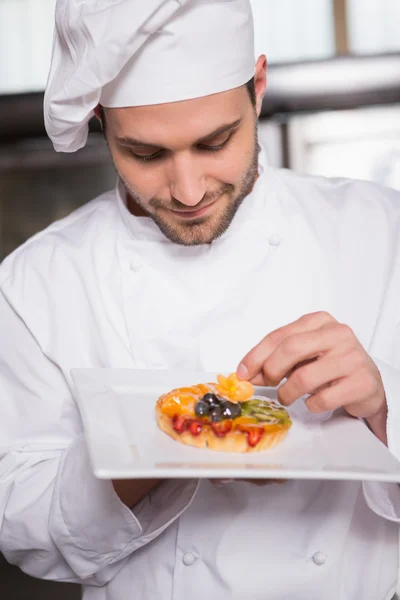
[198,134,232,153]
[129,150,163,163]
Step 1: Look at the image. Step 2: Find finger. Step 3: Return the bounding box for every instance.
[278,348,365,406]
[261,324,354,387]
[248,359,318,387]
[237,311,336,382]
[305,369,379,416]
[247,358,317,386]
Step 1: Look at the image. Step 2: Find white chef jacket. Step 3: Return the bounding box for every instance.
[1,149,400,600]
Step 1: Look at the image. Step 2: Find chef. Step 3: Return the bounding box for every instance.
[1,1,400,599]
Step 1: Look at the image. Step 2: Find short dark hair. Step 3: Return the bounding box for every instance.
[245,77,256,107]
[100,77,257,131]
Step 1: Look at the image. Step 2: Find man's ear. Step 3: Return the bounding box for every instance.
[254,55,267,117]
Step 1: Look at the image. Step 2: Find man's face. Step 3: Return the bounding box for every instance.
[103,83,260,246]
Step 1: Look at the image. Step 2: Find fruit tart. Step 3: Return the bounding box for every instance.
[155,373,292,453]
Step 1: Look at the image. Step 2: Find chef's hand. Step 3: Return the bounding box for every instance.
[237,311,388,445]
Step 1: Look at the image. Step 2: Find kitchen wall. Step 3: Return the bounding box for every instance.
[0,135,115,259]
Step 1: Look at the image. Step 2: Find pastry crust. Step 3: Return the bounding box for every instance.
[155,403,290,453]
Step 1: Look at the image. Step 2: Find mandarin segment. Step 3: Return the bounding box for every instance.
[160,392,197,417]
[232,416,259,427]
[196,383,214,395]
[216,372,254,401]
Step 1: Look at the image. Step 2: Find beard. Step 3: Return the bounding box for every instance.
[119,130,260,246]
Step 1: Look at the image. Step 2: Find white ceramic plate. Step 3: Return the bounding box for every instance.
[71,368,400,482]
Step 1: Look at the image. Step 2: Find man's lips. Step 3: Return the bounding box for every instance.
[169,200,217,219]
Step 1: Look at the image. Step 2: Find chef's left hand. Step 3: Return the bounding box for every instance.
[237,312,388,444]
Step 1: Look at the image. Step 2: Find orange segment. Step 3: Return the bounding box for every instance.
[196,383,214,395]
[168,386,203,396]
[234,421,283,435]
[233,416,259,427]
[160,392,197,417]
[216,372,254,402]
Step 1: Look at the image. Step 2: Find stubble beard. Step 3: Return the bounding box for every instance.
[120,131,260,246]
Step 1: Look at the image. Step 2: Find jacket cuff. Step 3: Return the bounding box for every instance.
[49,436,199,578]
[363,358,400,522]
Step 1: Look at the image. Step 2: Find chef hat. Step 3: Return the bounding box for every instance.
[44,0,256,153]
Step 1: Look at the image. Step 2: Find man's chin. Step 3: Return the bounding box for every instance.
[152,214,225,246]
[150,185,250,245]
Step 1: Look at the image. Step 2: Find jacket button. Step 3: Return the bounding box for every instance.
[268,234,283,247]
[312,551,327,566]
[182,552,197,566]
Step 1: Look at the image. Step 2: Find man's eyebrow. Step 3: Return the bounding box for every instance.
[196,118,242,143]
[116,118,242,150]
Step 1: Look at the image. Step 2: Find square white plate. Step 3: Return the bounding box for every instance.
[71,368,400,482]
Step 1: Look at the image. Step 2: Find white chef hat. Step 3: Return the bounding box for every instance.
[44,0,256,153]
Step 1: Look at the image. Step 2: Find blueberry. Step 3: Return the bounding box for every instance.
[201,393,221,408]
[221,401,242,419]
[209,406,223,422]
[195,400,209,417]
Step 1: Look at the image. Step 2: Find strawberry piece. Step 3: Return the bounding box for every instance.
[237,425,264,447]
[211,420,232,438]
[246,427,263,447]
[189,421,203,436]
[172,415,189,434]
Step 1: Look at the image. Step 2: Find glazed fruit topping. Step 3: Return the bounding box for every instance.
[201,393,221,408]
[195,396,242,421]
[189,421,203,436]
[172,415,203,436]
[209,406,223,422]
[220,400,242,419]
[172,414,189,433]
[164,375,291,447]
[161,391,197,417]
[211,420,233,437]
[240,399,291,425]
[216,373,254,402]
[238,425,264,447]
[195,400,210,417]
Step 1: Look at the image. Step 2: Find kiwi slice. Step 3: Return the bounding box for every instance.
[241,399,291,425]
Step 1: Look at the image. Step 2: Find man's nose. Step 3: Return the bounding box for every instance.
[168,153,207,207]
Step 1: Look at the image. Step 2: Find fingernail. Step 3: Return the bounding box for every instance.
[236,363,249,380]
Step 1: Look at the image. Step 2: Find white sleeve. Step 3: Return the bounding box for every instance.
[363,359,400,522]
[0,287,198,585]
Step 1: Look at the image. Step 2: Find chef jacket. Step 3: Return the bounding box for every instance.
[1,149,400,600]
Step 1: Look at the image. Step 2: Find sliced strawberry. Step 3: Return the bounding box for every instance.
[172,415,189,434]
[246,427,263,447]
[211,420,233,438]
[237,425,264,447]
[189,421,203,436]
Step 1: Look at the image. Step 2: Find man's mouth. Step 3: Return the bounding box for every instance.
[169,199,217,220]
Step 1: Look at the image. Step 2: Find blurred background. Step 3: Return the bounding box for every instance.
[0,0,400,598]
